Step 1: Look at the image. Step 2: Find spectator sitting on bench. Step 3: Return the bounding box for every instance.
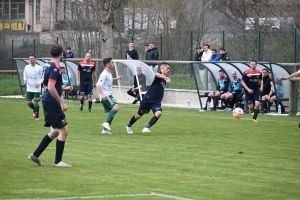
[260,68,273,113]
[221,71,243,111]
[60,66,76,97]
[127,67,147,104]
[266,73,285,113]
[204,69,230,111]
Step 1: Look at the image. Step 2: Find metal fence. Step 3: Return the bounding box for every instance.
[1,29,300,72]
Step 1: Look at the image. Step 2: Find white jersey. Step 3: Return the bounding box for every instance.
[201,49,212,61]
[23,64,43,92]
[97,69,113,96]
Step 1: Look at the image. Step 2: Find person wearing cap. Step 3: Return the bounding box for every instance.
[194,46,203,61]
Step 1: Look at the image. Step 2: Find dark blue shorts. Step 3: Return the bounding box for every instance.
[137,102,162,116]
[232,90,242,99]
[42,99,67,129]
[80,83,93,96]
[245,89,260,103]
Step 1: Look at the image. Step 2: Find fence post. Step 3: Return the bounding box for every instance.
[33,39,36,55]
[131,35,134,42]
[190,31,193,77]
[222,31,225,49]
[160,34,162,60]
[11,40,14,78]
[257,30,261,61]
[294,28,297,63]
[78,37,82,58]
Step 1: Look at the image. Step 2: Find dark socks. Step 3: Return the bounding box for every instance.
[205,97,211,107]
[267,102,273,112]
[253,109,259,120]
[213,97,218,108]
[55,139,65,164]
[146,116,159,128]
[80,100,84,105]
[128,116,137,127]
[88,101,92,110]
[261,100,266,111]
[33,135,53,157]
[221,98,228,107]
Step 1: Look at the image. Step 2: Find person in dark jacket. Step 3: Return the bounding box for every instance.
[65,47,75,58]
[146,42,159,60]
[218,48,230,61]
[125,42,139,60]
[127,67,147,104]
[194,46,203,61]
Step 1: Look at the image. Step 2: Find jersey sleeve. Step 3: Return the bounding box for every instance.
[92,64,96,72]
[97,72,106,87]
[77,63,82,72]
[48,67,60,83]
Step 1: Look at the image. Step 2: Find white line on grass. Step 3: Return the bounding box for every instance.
[7,193,194,200]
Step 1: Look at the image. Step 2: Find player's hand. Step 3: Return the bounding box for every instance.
[280,77,287,80]
[165,77,171,83]
[24,80,27,85]
[61,102,67,111]
[93,83,96,88]
[259,87,263,92]
[67,86,73,91]
[118,76,123,80]
[35,83,40,88]
[248,89,253,94]
[101,94,106,101]
[76,82,80,87]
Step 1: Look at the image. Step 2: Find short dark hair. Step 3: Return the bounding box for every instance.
[196,46,201,49]
[250,59,257,64]
[219,69,224,73]
[211,49,217,52]
[219,48,225,51]
[66,47,71,50]
[60,66,65,69]
[203,44,210,48]
[103,57,113,66]
[50,45,63,57]
[29,54,36,58]
[149,42,155,45]
[145,44,149,46]
[262,68,269,72]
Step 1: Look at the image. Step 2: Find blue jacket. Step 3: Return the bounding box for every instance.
[217,76,230,92]
[211,53,220,61]
[66,52,75,58]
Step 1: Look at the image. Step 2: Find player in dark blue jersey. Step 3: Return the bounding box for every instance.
[76,53,97,112]
[126,62,171,134]
[241,60,263,122]
[28,45,73,168]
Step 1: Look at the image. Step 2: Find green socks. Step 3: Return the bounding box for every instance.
[106,109,117,124]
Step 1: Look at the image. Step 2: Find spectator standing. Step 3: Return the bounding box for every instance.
[194,46,203,61]
[23,54,43,120]
[125,42,139,60]
[87,48,92,57]
[144,44,149,60]
[210,49,220,61]
[219,48,230,61]
[260,68,273,113]
[76,53,97,112]
[201,44,212,61]
[65,47,75,58]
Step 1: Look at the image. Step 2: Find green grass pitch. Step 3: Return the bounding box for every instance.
[0,98,300,200]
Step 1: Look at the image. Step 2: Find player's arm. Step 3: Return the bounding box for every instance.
[259,77,263,92]
[23,67,27,85]
[93,70,97,87]
[113,76,123,81]
[280,71,299,80]
[241,81,250,92]
[48,81,67,111]
[155,72,171,83]
[76,64,81,86]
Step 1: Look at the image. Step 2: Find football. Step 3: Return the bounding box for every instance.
[233,107,244,119]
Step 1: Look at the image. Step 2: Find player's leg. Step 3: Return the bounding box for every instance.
[252,90,260,122]
[87,83,93,112]
[204,92,213,110]
[126,103,150,134]
[101,95,118,131]
[79,84,86,111]
[28,100,58,166]
[33,92,41,120]
[266,94,276,112]
[220,93,228,110]
[212,91,220,110]
[25,92,35,117]
[225,93,234,111]
[142,103,162,133]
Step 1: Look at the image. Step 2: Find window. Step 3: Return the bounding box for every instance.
[0,0,25,21]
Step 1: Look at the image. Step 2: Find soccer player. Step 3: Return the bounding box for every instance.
[23,54,44,120]
[28,45,74,168]
[241,60,263,122]
[76,53,97,112]
[95,58,123,134]
[126,62,171,134]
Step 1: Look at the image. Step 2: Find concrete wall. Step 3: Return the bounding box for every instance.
[92,86,204,109]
